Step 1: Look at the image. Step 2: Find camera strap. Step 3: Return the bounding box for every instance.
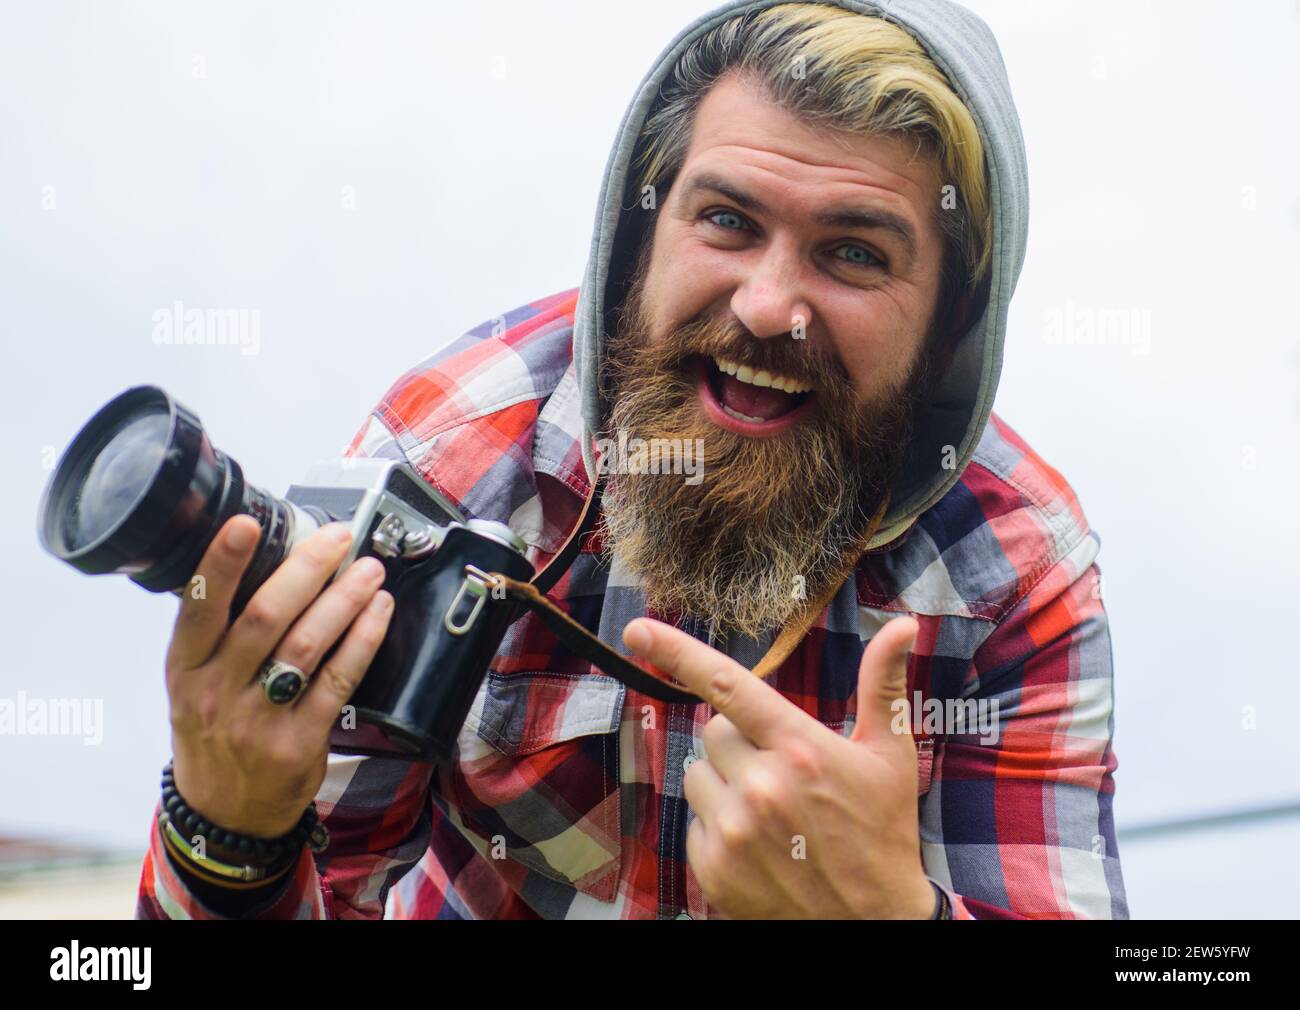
[488,475,892,707]
[491,574,698,705]
[486,475,697,705]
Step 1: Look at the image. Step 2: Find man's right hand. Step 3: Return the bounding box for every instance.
[166,514,394,839]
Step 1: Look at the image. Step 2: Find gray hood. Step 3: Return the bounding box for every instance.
[572,0,1028,550]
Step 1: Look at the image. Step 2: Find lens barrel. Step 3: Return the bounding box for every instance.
[37,385,321,612]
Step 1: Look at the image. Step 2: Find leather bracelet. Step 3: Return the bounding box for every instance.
[157,815,297,888]
[159,760,329,887]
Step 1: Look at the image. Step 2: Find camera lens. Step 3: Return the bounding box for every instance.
[65,409,171,551]
[37,385,329,612]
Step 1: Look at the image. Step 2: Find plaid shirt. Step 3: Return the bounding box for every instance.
[137,287,1128,920]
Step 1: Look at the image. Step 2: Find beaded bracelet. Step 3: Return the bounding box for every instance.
[158,760,330,886]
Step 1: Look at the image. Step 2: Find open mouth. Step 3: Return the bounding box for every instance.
[693,354,817,436]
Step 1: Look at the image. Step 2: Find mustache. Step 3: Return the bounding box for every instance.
[604,310,861,417]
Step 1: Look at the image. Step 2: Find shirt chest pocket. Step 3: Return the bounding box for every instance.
[831,721,936,797]
[448,671,626,903]
[915,737,935,797]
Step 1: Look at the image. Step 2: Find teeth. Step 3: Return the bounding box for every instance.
[721,403,769,424]
[711,356,812,395]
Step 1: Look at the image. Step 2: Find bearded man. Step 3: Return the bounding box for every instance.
[140,0,1128,920]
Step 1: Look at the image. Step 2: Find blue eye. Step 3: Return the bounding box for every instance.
[833,243,881,267]
[706,209,749,231]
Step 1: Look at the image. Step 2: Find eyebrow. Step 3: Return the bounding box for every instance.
[682,172,918,260]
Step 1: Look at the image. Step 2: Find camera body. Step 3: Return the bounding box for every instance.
[283,457,535,761]
[36,385,536,766]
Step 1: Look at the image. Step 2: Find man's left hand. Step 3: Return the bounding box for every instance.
[622,614,935,919]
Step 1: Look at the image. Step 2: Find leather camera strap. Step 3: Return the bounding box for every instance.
[489,470,891,707]
[491,573,698,704]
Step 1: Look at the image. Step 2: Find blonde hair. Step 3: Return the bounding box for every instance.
[631,3,991,340]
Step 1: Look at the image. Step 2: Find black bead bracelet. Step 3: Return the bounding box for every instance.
[160,760,329,871]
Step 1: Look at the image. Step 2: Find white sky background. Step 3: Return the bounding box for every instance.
[0,0,1296,917]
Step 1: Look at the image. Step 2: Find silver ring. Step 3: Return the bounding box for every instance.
[259,659,308,705]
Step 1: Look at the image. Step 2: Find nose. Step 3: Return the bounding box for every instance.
[729,238,813,341]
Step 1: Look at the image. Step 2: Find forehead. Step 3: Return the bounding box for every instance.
[674,72,941,244]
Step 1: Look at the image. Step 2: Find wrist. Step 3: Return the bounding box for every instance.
[172,753,303,838]
[910,873,942,919]
[160,760,326,877]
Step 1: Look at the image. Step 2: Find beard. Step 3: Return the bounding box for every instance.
[596,263,937,640]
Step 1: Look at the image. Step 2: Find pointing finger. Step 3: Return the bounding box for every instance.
[623,618,813,748]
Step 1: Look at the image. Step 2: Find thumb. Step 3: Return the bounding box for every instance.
[850,615,920,747]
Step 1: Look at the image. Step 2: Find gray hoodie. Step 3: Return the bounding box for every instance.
[573,0,1028,549]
